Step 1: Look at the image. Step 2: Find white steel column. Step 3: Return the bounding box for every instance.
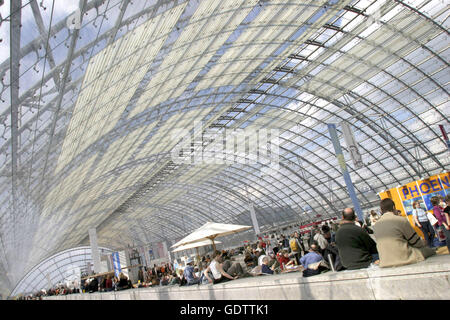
[88,228,101,274]
[249,202,260,236]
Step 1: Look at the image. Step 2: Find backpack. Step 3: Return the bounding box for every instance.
[289,238,299,252]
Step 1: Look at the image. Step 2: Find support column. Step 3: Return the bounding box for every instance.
[125,247,137,284]
[327,124,364,222]
[45,273,52,290]
[163,241,171,263]
[88,228,101,275]
[249,202,260,236]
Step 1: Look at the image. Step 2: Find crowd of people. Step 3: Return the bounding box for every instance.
[14,195,450,299]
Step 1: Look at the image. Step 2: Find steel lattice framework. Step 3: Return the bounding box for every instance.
[0,0,449,297]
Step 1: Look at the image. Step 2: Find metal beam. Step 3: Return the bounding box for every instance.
[41,0,88,184]
[29,0,60,88]
[107,0,130,45]
[10,0,22,253]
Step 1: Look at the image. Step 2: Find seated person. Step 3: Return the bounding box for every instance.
[117,273,129,290]
[267,253,280,271]
[151,276,160,286]
[178,270,187,286]
[244,252,257,268]
[88,277,98,293]
[373,198,436,268]
[184,258,200,285]
[276,249,294,271]
[221,254,247,278]
[300,244,323,277]
[168,272,180,285]
[261,256,275,275]
[257,251,267,266]
[204,251,239,284]
[335,208,379,270]
[160,274,169,286]
[194,267,201,278]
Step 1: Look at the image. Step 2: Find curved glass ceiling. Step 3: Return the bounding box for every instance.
[0,0,448,297]
[10,246,113,297]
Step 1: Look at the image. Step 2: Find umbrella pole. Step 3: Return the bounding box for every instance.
[212,240,216,251]
[210,237,217,251]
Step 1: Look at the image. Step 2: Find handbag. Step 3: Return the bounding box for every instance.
[427,212,438,226]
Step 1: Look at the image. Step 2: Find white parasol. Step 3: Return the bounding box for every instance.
[171,222,252,251]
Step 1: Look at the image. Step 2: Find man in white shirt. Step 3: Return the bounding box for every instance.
[313,228,328,253]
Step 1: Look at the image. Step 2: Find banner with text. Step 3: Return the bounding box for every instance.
[378,172,449,237]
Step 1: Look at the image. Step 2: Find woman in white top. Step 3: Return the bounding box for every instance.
[204,252,238,284]
[412,200,435,248]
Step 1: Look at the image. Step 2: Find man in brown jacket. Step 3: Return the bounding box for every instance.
[373,198,436,268]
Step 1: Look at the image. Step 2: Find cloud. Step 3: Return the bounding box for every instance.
[0,1,81,64]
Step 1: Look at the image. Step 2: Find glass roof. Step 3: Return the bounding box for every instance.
[10,246,113,297]
[0,0,448,297]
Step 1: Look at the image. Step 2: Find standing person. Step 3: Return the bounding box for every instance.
[321,225,333,244]
[112,275,119,291]
[364,212,371,227]
[260,236,267,251]
[138,267,144,283]
[289,232,302,265]
[439,195,450,252]
[295,231,306,255]
[105,275,113,292]
[280,235,289,250]
[330,220,339,233]
[313,228,328,254]
[335,208,379,270]
[373,198,435,268]
[412,200,436,248]
[430,196,450,253]
[267,234,277,255]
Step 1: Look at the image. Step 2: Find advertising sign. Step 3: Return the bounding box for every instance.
[378,172,449,237]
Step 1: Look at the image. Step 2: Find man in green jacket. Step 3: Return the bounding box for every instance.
[335,208,379,270]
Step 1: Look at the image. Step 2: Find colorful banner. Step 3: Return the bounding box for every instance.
[378,172,449,237]
[112,252,121,277]
[341,121,364,169]
[328,123,364,222]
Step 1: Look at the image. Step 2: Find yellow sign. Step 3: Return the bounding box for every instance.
[378,172,449,237]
